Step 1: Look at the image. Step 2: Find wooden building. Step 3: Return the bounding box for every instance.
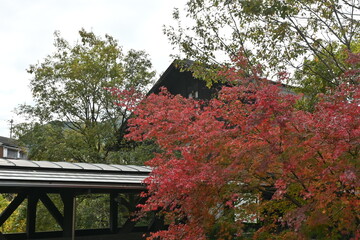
[148,60,294,99]
[148,60,217,99]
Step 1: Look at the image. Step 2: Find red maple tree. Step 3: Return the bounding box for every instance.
[126,55,359,239]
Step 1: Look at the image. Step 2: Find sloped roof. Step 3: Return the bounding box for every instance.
[0,158,151,190]
[0,136,20,148]
[148,59,295,98]
[148,59,195,95]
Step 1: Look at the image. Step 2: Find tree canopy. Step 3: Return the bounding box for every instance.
[15,29,155,163]
[165,0,360,88]
[126,54,359,239]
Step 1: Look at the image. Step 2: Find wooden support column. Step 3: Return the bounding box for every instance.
[26,193,39,239]
[61,192,75,238]
[0,193,26,226]
[110,193,118,233]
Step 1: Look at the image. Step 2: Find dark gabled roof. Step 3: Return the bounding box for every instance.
[148,59,296,98]
[148,60,177,95]
[148,59,194,96]
[0,158,151,190]
[147,59,219,100]
[0,136,20,148]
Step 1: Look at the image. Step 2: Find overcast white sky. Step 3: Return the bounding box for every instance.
[0,0,187,137]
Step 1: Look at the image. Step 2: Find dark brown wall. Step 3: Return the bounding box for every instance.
[152,68,216,100]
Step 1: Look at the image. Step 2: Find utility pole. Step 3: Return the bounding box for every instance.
[9,119,13,139]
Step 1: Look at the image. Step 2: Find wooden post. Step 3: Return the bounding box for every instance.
[110,193,118,233]
[26,194,38,239]
[72,197,76,240]
[61,192,75,238]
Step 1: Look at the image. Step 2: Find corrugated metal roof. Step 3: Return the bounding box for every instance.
[0,158,151,190]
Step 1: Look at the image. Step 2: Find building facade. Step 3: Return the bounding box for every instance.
[0,136,27,159]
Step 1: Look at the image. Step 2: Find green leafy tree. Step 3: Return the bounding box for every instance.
[295,41,360,110]
[165,0,360,87]
[75,194,110,229]
[0,194,26,233]
[15,29,155,163]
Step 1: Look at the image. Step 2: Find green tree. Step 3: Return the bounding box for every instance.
[165,0,360,87]
[295,41,360,110]
[0,194,26,233]
[15,29,155,163]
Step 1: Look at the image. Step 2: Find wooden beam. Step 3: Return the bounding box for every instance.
[0,193,26,226]
[61,192,75,238]
[0,232,6,240]
[121,196,146,233]
[109,193,118,233]
[26,193,39,238]
[119,196,131,210]
[148,214,165,232]
[39,193,64,229]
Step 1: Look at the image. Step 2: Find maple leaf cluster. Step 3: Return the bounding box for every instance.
[106,87,144,113]
[126,56,360,239]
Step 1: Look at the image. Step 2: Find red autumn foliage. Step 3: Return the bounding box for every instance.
[126,56,360,239]
[106,87,144,113]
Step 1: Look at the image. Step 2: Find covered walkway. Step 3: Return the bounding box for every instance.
[0,158,161,240]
